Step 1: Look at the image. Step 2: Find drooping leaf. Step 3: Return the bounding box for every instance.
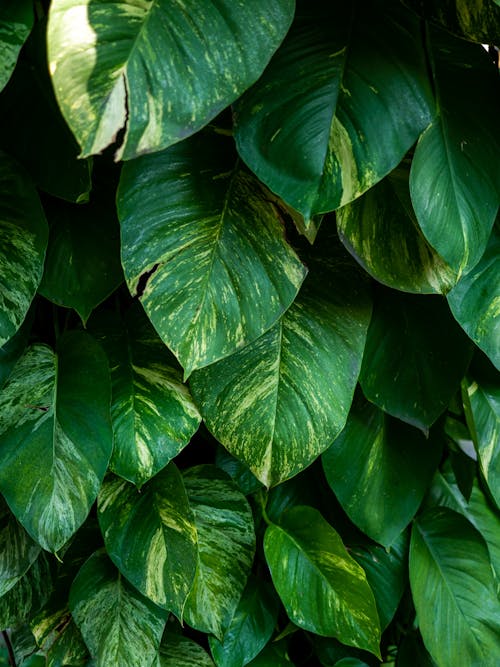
[208,575,279,667]
[410,508,500,667]
[47,0,295,159]
[69,550,167,667]
[410,28,500,276]
[31,604,89,667]
[0,331,112,552]
[234,0,434,222]
[0,151,48,347]
[447,227,500,369]
[190,228,372,486]
[90,305,201,487]
[359,287,472,430]
[156,631,214,667]
[0,553,52,630]
[98,466,197,616]
[322,393,443,545]
[183,465,256,639]
[0,498,40,598]
[0,0,33,92]
[337,161,456,294]
[118,130,306,376]
[264,506,381,657]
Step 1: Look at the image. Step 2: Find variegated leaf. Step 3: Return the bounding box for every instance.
[0,553,52,629]
[91,305,200,487]
[31,604,89,667]
[98,465,197,616]
[156,631,214,667]
[0,151,48,347]
[0,0,33,92]
[183,466,256,639]
[118,131,306,376]
[0,331,112,552]
[190,229,371,486]
[0,498,40,597]
[69,550,167,667]
[47,0,294,159]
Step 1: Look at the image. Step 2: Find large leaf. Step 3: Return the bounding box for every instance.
[410,28,500,276]
[264,506,381,657]
[47,0,294,159]
[0,0,33,92]
[337,161,456,294]
[118,131,306,376]
[97,465,197,616]
[91,306,200,487]
[410,508,500,667]
[447,227,500,369]
[0,331,112,552]
[234,0,434,222]
[69,550,167,667]
[0,151,48,347]
[190,229,371,486]
[183,465,256,639]
[322,393,443,545]
[155,631,214,667]
[0,499,40,597]
[359,287,472,430]
[0,553,52,630]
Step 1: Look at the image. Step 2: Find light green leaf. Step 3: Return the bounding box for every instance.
[118,130,306,376]
[90,305,200,487]
[0,151,48,347]
[183,465,256,639]
[69,550,167,667]
[0,0,33,92]
[190,229,372,486]
[0,498,40,597]
[234,0,434,222]
[30,604,89,667]
[98,465,197,616]
[0,553,52,630]
[410,28,500,276]
[337,161,456,294]
[323,392,443,545]
[410,508,500,667]
[0,331,112,552]
[447,227,500,369]
[47,0,294,159]
[360,287,472,430]
[264,506,381,657]
[156,631,214,667]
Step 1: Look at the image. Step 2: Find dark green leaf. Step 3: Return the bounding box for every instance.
[98,466,197,616]
[118,131,306,376]
[264,506,381,657]
[0,331,112,552]
[47,0,294,159]
[0,305,33,388]
[396,632,437,667]
[215,448,263,497]
[0,553,52,629]
[0,498,40,597]
[246,641,292,667]
[31,603,89,667]
[0,0,33,92]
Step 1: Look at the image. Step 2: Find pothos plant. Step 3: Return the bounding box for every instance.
[0,0,498,666]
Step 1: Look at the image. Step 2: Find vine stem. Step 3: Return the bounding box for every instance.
[2,630,16,667]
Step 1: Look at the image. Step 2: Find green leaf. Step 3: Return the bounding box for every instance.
[0,331,112,552]
[208,575,279,667]
[31,604,89,667]
[156,631,214,667]
[0,305,33,388]
[98,465,197,616]
[337,161,456,294]
[90,305,200,487]
[410,507,500,667]
[190,229,371,486]
[0,0,33,92]
[410,29,500,276]
[47,0,294,159]
[246,642,292,667]
[322,393,443,545]
[396,632,437,667]
[69,549,167,667]
[215,448,263,497]
[234,0,434,221]
[0,498,40,597]
[0,151,48,347]
[0,553,52,630]
[359,288,472,430]
[264,506,381,657]
[183,465,256,639]
[447,227,500,369]
[118,130,306,376]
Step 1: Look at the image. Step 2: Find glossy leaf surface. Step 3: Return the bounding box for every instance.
[0,499,40,597]
[31,604,89,667]
[0,0,33,92]
[0,553,51,629]
[156,631,214,667]
[118,131,306,376]
[0,331,112,552]
[48,0,294,159]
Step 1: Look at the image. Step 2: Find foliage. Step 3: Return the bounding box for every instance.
[0,1,499,666]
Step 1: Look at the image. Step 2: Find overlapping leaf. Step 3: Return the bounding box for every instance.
[234,0,434,222]
[0,331,112,552]
[155,631,214,667]
[0,0,33,92]
[0,499,40,597]
[0,151,48,347]
[0,553,52,629]
[118,131,306,376]
[31,603,89,667]
[47,0,294,159]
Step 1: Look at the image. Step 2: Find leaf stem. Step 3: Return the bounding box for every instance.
[2,631,16,667]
